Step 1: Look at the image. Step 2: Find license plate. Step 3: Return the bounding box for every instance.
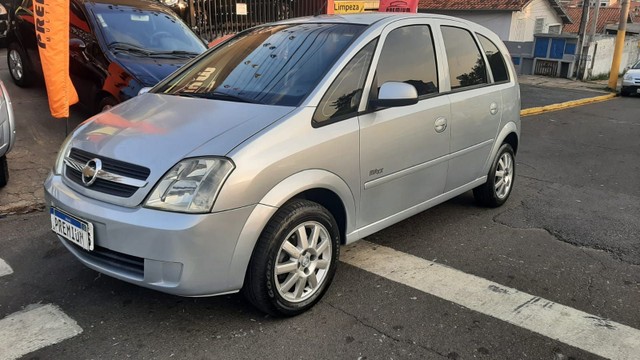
[50,207,94,251]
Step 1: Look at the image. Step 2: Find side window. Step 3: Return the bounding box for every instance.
[441,26,487,90]
[313,40,377,125]
[477,34,510,83]
[375,25,438,97]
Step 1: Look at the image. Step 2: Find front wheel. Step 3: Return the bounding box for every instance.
[243,199,340,316]
[473,143,515,207]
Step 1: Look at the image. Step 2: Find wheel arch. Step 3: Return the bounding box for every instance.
[225,169,356,291]
[483,122,519,174]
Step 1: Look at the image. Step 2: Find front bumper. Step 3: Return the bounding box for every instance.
[622,78,640,93]
[45,173,259,297]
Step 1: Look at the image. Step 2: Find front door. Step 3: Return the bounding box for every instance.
[359,22,450,228]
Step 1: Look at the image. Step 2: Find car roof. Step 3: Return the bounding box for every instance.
[277,13,480,27]
[77,0,170,12]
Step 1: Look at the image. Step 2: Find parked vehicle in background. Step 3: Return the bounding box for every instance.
[6,0,206,113]
[621,60,640,96]
[0,81,15,188]
[0,2,9,44]
[45,13,520,316]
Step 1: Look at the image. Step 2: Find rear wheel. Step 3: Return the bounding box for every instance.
[7,43,33,87]
[474,143,515,207]
[0,155,9,188]
[243,199,340,316]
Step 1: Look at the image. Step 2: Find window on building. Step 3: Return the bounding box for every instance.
[534,18,545,34]
[548,24,561,34]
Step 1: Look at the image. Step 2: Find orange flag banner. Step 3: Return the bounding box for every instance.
[34,0,79,118]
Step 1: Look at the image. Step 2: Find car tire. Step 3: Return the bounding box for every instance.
[473,143,515,208]
[97,96,118,113]
[7,43,33,87]
[0,155,8,188]
[243,199,340,317]
[620,87,630,97]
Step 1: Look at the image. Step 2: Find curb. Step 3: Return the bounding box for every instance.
[520,93,617,117]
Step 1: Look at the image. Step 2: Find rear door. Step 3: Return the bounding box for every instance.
[439,24,502,191]
[358,20,450,228]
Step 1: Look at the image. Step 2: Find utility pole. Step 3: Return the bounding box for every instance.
[575,0,591,80]
[608,0,631,90]
[589,0,601,40]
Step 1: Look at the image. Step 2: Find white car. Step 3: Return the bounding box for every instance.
[0,80,15,187]
[621,60,640,96]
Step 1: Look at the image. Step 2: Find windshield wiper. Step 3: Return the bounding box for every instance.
[108,42,151,56]
[148,50,201,58]
[174,91,260,104]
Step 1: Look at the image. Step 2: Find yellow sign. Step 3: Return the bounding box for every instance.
[334,1,365,14]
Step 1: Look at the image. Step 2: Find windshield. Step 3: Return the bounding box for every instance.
[154,23,365,106]
[633,61,640,69]
[91,4,206,55]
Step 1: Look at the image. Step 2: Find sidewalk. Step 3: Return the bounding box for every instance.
[0,55,620,216]
[518,74,614,93]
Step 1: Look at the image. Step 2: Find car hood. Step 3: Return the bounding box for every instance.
[66,93,294,206]
[626,68,640,77]
[115,55,193,86]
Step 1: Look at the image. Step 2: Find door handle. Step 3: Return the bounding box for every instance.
[490,102,499,115]
[434,117,447,133]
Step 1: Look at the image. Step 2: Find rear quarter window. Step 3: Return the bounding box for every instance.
[477,34,510,83]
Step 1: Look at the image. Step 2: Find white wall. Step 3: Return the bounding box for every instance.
[509,0,564,42]
[584,35,640,79]
[425,11,513,40]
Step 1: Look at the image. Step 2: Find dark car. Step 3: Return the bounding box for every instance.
[6,0,206,112]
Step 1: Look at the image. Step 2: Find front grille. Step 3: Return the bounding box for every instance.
[70,148,150,180]
[66,167,139,197]
[65,148,150,198]
[66,239,144,279]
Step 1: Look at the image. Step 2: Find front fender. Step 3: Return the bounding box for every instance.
[225,169,356,291]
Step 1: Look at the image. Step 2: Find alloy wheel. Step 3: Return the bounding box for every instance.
[8,50,23,81]
[494,152,513,199]
[274,221,332,303]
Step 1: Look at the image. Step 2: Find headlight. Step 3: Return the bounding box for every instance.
[53,135,74,175]
[145,158,234,213]
[623,73,632,80]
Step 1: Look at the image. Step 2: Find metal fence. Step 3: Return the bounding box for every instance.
[187,0,327,40]
[534,60,559,77]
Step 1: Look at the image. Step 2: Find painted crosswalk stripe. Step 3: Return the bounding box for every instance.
[0,259,12,277]
[342,241,640,360]
[0,304,83,360]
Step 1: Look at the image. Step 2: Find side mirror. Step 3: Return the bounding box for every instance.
[138,87,152,96]
[69,38,86,51]
[370,82,418,109]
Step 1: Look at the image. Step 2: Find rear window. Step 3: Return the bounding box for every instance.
[155,23,365,107]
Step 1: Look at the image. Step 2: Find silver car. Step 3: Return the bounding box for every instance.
[0,80,15,188]
[621,60,640,96]
[45,13,520,316]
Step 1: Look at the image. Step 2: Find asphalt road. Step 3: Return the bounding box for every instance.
[519,84,607,109]
[1,94,639,359]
